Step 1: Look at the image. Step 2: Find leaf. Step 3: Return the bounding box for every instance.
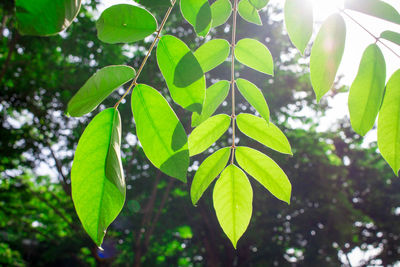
[348,44,386,136]
[192,80,230,127]
[236,78,270,122]
[284,0,313,54]
[191,147,231,205]
[345,0,400,25]
[180,0,212,37]
[213,164,253,248]
[236,146,291,204]
[310,14,346,102]
[378,69,400,176]
[157,35,206,113]
[211,0,232,28]
[131,84,189,182]
[15,0,81,36]
[189,114,231,156]
[67,65,136,117]
[235,38,274,75]
[96,4,157,44]
[71,108,125,248]
[236,113,292,155]
[238,0,262,25]
[194,39,231,73]
[380,31,400,46]
[249,0,269,10]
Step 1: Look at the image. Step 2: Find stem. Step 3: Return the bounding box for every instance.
[230,0,238,164]
[340,9,400,59]
[114,0,177,109]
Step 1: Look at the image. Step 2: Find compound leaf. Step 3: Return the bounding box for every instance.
[236,113,292,155]
[67,65,136,117]
[131,84,189,182]
[238,0,262,25]
[157,35,205,113]
[194,39,231,73]
[378,69,400,176]
[310,14,346,102]
[71,108,125,248]
[189,114,231,156]
[96,4,157,44]
[191,147,231,205]
[211,0,232,27]
[349,44,386,136]
[235,38,274,75]
[236,146,291,204]
[213,164,253,249]
[236,78,270,123]
[192,80,230,127]
[180,0,212,37]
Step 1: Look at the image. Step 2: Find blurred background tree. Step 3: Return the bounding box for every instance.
[0,0,399,266]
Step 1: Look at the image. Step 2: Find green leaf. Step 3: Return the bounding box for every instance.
[192,80,230,127]
[134,0,170,8]
[378,69,400,176]
[236,78,270,123]
[235,38,274,75]
[157,35,206,113]
[236,113,292,155]
[180,0,212,37]
[16,0,81,36]
[131,84,189,182]
[67,65,136,117]
[211,0,232,27]
[349,44,386,136]
[380,31,400,46]
[71,108,125,248]
[284,0,313,54]
[194,39,231,73]
[236,146,291,204]
[191,147,231,205]
[345,0,400,25]
[189,114,231,156]
[249,0,269,10]
[238,0,262,25]
[310,14,346,102]
[213,164,253,248]
[96,4,157,44]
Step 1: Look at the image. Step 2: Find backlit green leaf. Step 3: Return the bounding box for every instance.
[16,0,81,36]
[235,38,274,75]
[157,35,206,113]
[213,164,253,248]
[96,4,157,44]
[131,84,189,182]
[194,39,231,73]
[249,0,269,10]
[71,108,125,248]
[189,114,231,156]
[345,0,400,25]
[236,78,270,122]
[191,147,231,205]
[284,0,313,54]
[349,44,386,136]
[380,31,400,46]
[211,0,232,27]
[236,113,292,155]
[67,65,136,117]
[180,0,212,37]
[238,0,262,25]
[378,69,400,176]
[192,80,230,127]
[236,146,291,204]
[310,14,346,102]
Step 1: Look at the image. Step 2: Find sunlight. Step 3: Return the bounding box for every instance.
[310,0,345,20]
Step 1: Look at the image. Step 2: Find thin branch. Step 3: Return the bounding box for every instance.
[114,0,177,109]
[230,0,239,164]
[340,9,400,59]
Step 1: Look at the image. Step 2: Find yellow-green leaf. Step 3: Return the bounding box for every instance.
[249,0,269,10]
[345,0,400,25]
[235,38,274,75]
[194,39,231,73]
[211,0,232,27]
[180,0,212,37]
[380,31,400,46]
[238,0,262,25]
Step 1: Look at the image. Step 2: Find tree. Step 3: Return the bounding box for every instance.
[0,0,400,266]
